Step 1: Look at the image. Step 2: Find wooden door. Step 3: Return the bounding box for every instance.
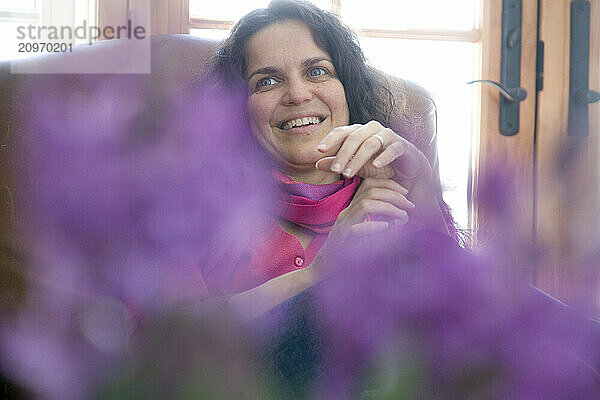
[535,0,600,301]
[477,0,599,303]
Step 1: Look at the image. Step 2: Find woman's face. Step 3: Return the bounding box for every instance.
[245,20,350,174]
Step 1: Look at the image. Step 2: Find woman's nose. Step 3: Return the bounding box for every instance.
[283,77,312,105]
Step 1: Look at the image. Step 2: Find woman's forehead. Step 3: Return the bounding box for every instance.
[245,20,331,72]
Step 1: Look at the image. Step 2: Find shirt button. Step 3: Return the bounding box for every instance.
[294,256,304,268]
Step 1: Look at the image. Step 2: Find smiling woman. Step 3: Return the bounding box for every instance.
[245,20,350,184]
[191,0,481,230]
[205,0,454,306]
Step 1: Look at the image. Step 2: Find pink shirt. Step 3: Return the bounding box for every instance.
[202,216,329,296]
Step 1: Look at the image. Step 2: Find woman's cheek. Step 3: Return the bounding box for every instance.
[320,82,349,127]
[247,95,274,135]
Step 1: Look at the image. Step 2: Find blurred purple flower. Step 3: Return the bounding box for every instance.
[1,74,273,398]
[313,172,600,399]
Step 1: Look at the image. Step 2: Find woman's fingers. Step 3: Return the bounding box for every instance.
[372,141,404,168]
[346,179,413,230]
[318,121,389,176]
[346,198,410,226]
[355,177,409,197]
[354,187,415,211]
[316,124,359,154]
[321,177,416,261]
[316,121,428,183]
[375,139,429,181]
[328,123,379,174]
[341,133,389,178]
[350,220,389,235]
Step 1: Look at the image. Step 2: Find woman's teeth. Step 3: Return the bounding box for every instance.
[281,116,323,130]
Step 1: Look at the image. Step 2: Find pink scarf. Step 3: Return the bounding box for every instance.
[272,171,361,233]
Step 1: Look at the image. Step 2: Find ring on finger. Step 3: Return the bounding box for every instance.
[372,134,385,150]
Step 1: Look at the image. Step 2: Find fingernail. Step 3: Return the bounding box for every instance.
[401,211,410,223]
[342,168,352,177]
[395,216,408,226]
[331,162,342,172]
[317,143,326,151]
[373,160,382,168]
[407,201,416,209]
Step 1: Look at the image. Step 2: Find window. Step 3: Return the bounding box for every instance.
[0,0,96,61]
[0,0,39,17]
[190,0,482,229]
[0,0,41,60]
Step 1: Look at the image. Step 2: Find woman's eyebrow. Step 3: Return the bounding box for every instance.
[301,57,332,67]
[247,66,279,80]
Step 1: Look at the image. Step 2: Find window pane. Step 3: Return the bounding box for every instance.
[190,0,333,21]
[359,38,477,228]
[342,0,479,30]
[0,0,37,10]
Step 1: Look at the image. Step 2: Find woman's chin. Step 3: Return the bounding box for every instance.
[279,153,326,169]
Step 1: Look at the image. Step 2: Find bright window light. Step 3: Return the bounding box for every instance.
[342,0,479,30]
[190,0,332,21]
[359,38,476,228]
[0,0,37,10]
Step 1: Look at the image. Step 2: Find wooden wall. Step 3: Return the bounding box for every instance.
[98,0,189,36]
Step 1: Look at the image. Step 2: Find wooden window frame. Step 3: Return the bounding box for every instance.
[0,1,40,23]
[98,0,189,35]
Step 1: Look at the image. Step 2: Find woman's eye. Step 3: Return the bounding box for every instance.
[308,67,327,77]
[256,77,278,89]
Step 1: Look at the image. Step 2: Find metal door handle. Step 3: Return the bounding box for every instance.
[574,90,600,105]
[471,0,525,136]
[468,79,528,102]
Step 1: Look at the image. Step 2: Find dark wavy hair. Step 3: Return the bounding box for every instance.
[210,0,394,125]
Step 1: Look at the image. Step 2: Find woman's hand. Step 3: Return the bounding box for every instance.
[315,120,450,235]
[307,177,414,278]
[334,177,414,234]
[315,120,423,184]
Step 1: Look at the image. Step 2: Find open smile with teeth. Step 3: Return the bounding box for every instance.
[280,116,324,130]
